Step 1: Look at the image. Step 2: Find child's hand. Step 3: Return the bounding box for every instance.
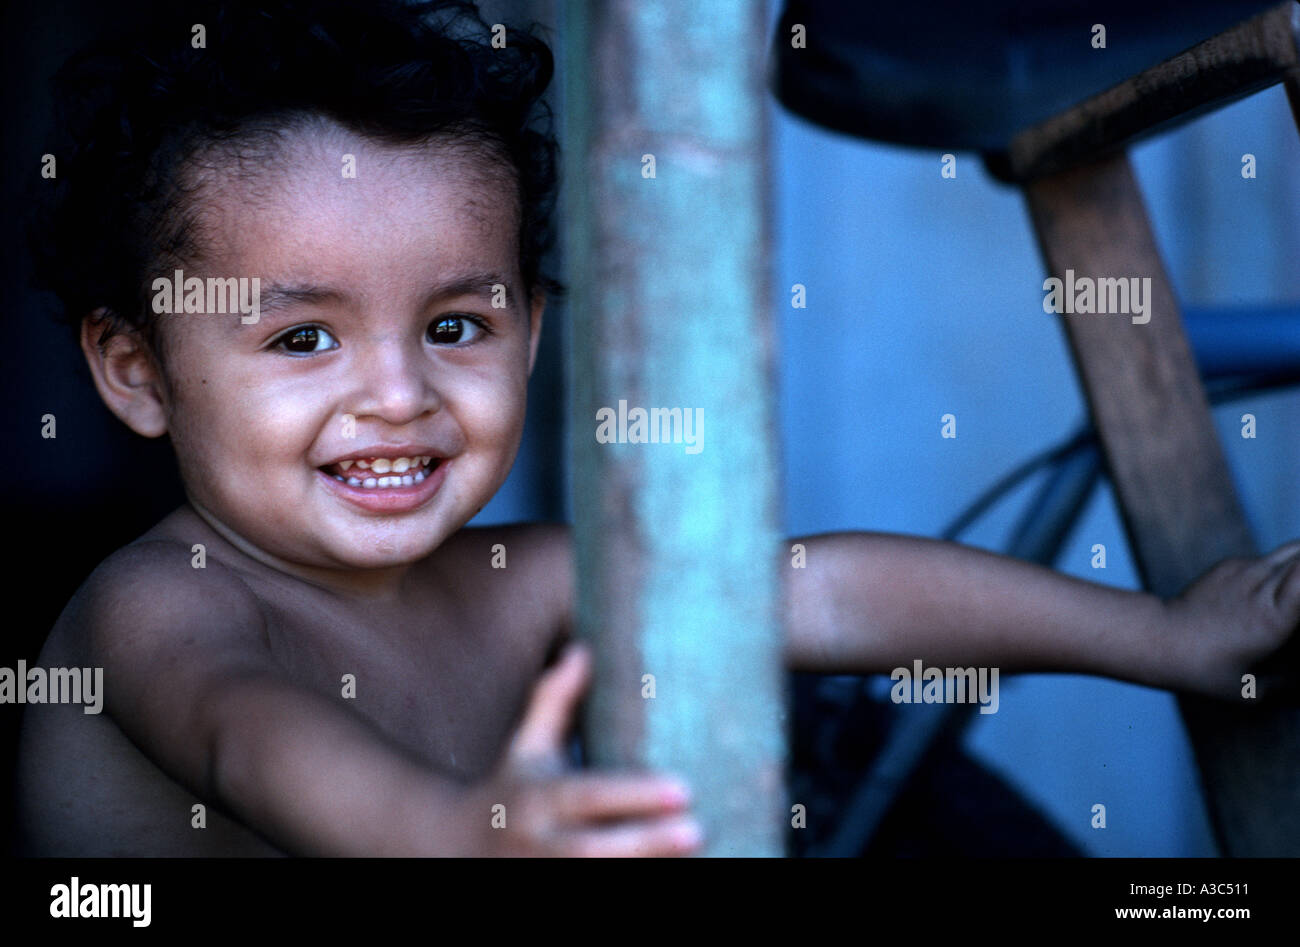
[459,642,703,856]
[1162,540,1300,703]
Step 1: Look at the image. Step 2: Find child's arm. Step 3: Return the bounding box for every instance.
[784,531,1300,701]
[85,543,697,856]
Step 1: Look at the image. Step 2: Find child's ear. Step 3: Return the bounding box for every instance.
[80,309,170,438]
[527,290,546,377]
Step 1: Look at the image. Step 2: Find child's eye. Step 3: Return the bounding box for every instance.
[427,315,488,346]
[274,325,339,355]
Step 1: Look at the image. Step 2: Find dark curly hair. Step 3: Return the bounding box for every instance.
[29,0,564,359]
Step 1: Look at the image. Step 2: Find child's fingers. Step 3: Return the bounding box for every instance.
[506,642,591,769]
[1272,557,1300,614]
[1257,540,1300,585]
[1254,551,1300,611]
[1264,539,1300,568]
[554,814,703,857]
[1243,541,1300,597]
[549,772,693,823]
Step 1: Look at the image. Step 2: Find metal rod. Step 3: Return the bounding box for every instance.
[562,0,787,856]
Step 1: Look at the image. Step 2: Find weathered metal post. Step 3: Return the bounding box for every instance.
[562,1,787,855]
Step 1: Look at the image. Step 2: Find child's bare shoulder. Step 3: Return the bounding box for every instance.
[55,532,282,756]
[72,535,267,660]
[436,522,574,637]
[18,537,282,856]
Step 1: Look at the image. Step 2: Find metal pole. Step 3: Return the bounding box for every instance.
[562,0,786,856]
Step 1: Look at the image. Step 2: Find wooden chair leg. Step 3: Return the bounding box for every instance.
[1024,152,1300,856]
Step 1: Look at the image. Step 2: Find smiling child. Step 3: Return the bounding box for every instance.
[15,0,1300,856]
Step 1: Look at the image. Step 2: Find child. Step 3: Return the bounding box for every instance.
[16,0,1300,856]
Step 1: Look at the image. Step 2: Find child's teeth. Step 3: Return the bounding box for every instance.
[329,455,436,487]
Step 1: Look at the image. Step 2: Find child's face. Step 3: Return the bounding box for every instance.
[125,121,543,580]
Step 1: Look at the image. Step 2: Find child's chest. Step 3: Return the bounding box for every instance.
[259,598,552,783]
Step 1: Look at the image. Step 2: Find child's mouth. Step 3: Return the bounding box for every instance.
[316,453,449,515]
[319,455,439,489]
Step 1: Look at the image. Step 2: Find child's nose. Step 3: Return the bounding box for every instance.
[351,337,442,423]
